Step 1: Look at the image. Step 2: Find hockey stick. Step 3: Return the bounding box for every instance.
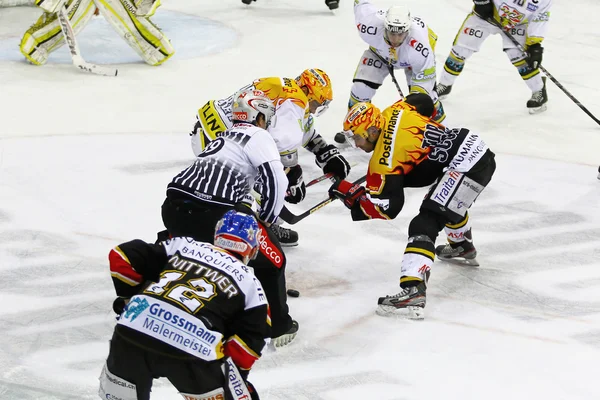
[371,50,405,99]
[57,7,118,77]
[306,172,334,188]
[485,16,600,126]
[279,175,367,225]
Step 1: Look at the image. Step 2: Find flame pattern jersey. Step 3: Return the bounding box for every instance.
[352,100,483,221]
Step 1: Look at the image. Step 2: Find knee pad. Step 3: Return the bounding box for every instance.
[505,48,539,80]
[20,0,96,65]
[348,80,378,108]
[408,209,445,241]
[94,0,175,65]
[443,49,471,76]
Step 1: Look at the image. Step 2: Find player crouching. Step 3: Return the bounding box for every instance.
[101,211,266,400]
[20,0,174,66]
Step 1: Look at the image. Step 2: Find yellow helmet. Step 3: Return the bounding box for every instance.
[343,102,383,139]
[296,68,333,106]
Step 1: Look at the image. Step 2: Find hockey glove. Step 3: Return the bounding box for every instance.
[112,297,130,319]
[473,0,494,20]
[526,43,543,70]
[285,165,306,204]
[315,144,351,179]
[329,179,366,209]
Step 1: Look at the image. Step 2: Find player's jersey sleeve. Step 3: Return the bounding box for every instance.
[405,20,437,97]
[354,0,386,48]
[224,274,270,372]
[350,102,433,221]
[244,129,288,224]
[525,0,551,46]
[268,100,307,156]
[108,240,168,297]
[254,77,309,157]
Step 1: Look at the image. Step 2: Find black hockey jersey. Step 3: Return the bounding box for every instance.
[109,237,270,372]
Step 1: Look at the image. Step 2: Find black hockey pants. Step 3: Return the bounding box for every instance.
[105,331,225,400]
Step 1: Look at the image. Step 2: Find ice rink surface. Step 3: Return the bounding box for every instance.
[0,0,599,399]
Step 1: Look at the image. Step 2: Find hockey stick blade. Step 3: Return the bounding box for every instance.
[57,8,118,77]
[279,175,367,225]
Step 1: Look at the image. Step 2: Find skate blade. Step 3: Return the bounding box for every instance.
[437,256,480,267]
[528,104,548,114]
[437,94,449,101]
[376,305,425,320]
[279,242,298,248]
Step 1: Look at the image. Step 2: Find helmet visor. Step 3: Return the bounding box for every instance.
[385,30,409,46]
[312,99,331,117]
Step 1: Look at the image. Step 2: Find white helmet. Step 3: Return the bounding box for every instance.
[384,5,411,34]
[232,89,276,128]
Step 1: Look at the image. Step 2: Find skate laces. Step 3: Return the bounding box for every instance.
[531,90,544,101]
[389,287,415,299]
[272,225,291,239]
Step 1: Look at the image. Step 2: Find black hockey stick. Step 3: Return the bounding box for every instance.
[485,16,600,126]
[371,50,405,98]
[279,175,367,225]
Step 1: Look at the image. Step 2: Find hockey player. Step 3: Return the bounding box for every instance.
[164,89,298,347]
[20,0,174,66]
[329,94,496,319]
[436,0,552,113]
[100,210,266,400]
[349,1,445,123]
[241,0,340,11]
[190,68,351,246]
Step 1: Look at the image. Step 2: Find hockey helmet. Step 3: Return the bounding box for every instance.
[384,5,411,46]
[343,102,383,141]
[232,89,276,128]
[214,210,260,261]
[384,5,411,34]
[296,68,333,116]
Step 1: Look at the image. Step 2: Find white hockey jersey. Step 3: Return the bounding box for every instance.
[170,123,287,224]
[490,0,552,45]
[354,0,438,97]
[195,77,320,168]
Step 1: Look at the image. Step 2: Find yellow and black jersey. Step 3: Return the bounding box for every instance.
[351,100,472,221]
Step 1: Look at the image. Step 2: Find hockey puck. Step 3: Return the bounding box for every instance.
[287,289,300,298]
[334,131,346,144]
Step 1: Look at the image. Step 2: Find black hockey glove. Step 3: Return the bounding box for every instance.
[315,144,351,179]
[526,43,543,70]
[112,297,129,319]
[473,0,494,20]
[285,165,306,204]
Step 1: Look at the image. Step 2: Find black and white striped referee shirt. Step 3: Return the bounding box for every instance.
[168,123,287,224]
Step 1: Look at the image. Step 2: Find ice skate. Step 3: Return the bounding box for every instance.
[241,0,255,4]
[527,76,548,114]
[271,224,299,247]
[272,320,299,348]
[435,83,452,100]
[435,229,479,266]
[376,282,426,319]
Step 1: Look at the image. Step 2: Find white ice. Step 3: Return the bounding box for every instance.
[0,0,599,399]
